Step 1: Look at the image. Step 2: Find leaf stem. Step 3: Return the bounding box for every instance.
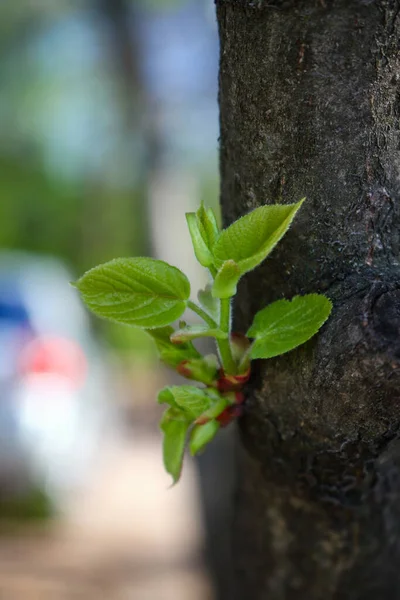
[217,298,237,375]
[187,300,218,329]
[220,297,230,333]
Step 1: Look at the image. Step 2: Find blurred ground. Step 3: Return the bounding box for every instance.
[0,428,213,600]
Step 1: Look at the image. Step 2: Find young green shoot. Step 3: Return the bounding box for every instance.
[74,199,332,484]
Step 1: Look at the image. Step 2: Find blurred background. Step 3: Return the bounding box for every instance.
[0,1,235,598]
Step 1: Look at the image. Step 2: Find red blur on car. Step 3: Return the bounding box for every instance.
[19,336,87,389]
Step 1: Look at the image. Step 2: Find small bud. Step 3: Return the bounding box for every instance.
[234,391,245,405]
[217,368,251,392]
[147,326,201,368]
[176,355,219,386]
[176,361,193,379]
[217,404,244,427]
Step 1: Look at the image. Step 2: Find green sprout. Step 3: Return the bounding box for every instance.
[73,200,332,483]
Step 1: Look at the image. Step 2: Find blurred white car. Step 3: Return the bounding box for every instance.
[0,251,109,512]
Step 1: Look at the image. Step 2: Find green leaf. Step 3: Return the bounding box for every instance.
[189,420,220,456]
[197,203,220,249]
[247,294,332,359]
[186,213,213,267]
[74,257,190,328]
[198,285,219,321]
[158,385,213,420]
[159,404,188,423]
[212,200,304,275]
[170,325,227,343]
[158,387,179,410]
[212,260,241,299]
[160,409,190,484]
[147,326,201,367]
[186,203,220,268]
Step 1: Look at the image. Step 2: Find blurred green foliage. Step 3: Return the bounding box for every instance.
[0,155,148,275]
[107,325,158,362]
[0,0,218,359]
[0,487,53,523]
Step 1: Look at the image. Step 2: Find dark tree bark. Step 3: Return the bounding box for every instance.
[216,1,400,598]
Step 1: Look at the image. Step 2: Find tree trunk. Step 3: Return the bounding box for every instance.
[216,1,400,598]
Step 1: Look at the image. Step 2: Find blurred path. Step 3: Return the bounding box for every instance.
[0,432,213,600]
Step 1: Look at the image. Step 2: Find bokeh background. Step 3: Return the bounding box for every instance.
[0,1,234,598]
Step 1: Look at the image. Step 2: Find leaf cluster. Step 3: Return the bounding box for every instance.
[74,199,332,483]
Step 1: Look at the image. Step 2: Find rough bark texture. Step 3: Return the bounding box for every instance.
[216,1,400,598]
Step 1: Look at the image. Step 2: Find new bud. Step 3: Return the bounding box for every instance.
[176,355,219,385]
